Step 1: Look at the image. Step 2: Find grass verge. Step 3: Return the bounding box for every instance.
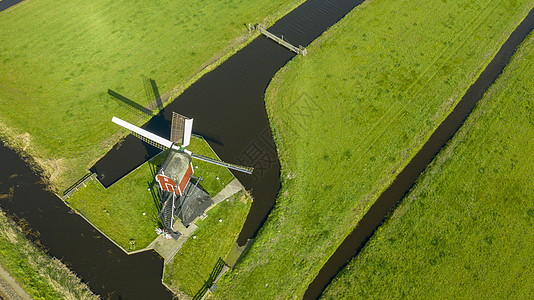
[67,136,234,251]
[322,30,534,299]
[214,0,534,298]
[0,208,98,299]
[163,190,251,298]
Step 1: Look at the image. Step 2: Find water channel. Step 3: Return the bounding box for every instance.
[2,0,366,297]
[91,0,367,246]
[3,0,533,298]
[303,6,534,300]
[0,0,24,12]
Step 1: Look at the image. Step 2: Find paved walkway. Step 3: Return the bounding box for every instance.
[147,178,244,264]
[146,222,198,264]
[209,178,244,208]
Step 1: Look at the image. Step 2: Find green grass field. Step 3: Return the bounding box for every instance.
[322,31,534,299]
[0,209,97,299]
[0,0,303,191]
[68,136,235,251]
[163,190,251,298]
[214,0,534,298]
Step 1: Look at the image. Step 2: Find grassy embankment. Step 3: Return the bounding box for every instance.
[214,0,534,298]
[323,31,534,299]
[0,209,98,299]
[0,0,304,191]
[163,190,252,298]
[68,136,235,251]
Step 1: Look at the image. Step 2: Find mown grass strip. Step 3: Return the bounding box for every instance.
[214,0,534,298]
[323,30,534,299]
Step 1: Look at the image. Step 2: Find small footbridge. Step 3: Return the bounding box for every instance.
[255,24,307,56]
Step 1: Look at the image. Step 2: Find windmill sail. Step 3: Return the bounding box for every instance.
[191,153,253,174]
[170,112,185,143]
[112,116,254,174]
[112,116,175,150]
[170,112,193,147]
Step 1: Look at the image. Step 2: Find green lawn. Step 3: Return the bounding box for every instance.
[163,190,251,298]
[0,0,304,191]
[0,209,97,299]
[214,0,534,298]
[68,136,235,251]
[322,31,534,299]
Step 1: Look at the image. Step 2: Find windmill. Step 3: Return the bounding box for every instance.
[112,113,253,239]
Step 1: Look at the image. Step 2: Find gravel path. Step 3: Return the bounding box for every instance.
[0,264,31,300]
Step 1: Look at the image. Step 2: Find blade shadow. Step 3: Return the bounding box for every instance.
[144,77,163,113]
[193,132,224,147]
[108,89,154,117]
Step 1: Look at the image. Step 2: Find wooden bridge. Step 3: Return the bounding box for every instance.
[256,24,307,56]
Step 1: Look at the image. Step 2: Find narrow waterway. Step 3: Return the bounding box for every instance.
[1,0,366,297]
[92,0,367,246]
[0,0,23,12]
[303,7,534,299]
[0,143,174,299]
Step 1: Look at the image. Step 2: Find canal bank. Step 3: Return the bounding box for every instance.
[91,0,368,248]
[321,28,534,299]
[0,142,174,299]
[2,0,368,296]
[304,4,534,299]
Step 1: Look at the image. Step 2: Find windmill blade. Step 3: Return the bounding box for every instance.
[191,153,253,174]
[170,112,193,147]
[170,112,185,143]
[112,116,253,174]
[182,118,193,147]
[112,116,178,150]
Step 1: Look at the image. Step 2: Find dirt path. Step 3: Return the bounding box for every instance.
[0,264,32,300]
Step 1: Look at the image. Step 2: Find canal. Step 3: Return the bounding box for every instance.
[303,6,534,299]
[2,0,367,297]
[3,0,532,298]
[0,143,174,299]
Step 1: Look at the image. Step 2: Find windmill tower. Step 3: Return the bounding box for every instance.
[112,114,252,239]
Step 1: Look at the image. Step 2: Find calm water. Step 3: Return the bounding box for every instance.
[0,143,173,299]
[303,7,534,299]
[2,0,367,297]
[0,0,24,11]
[91,0,367,246]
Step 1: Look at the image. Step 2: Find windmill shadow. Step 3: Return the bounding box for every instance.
[192,133,224,147]
[108,89,154,117]
[143,76,163,112]
[108,77,163,117]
